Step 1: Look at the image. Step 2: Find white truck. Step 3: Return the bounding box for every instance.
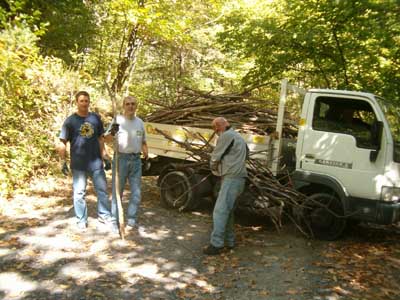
[142,79,400,240]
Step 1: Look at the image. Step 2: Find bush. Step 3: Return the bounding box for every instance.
[0,25,84,198]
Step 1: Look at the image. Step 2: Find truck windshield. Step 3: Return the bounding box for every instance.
[376,96,400,162]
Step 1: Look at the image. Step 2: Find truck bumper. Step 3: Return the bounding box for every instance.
[376,200,400,224]
[347,197,400,225]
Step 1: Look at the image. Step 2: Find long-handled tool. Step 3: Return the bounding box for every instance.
[105,82,125,239]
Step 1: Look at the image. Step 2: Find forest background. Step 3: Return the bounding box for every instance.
[0,0,399,198]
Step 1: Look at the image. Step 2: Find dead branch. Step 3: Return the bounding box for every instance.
[144,88,298,137]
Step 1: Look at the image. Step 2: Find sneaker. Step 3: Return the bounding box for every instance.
[126,219,137,228]
[111,223,120,234]
[98,215,114,225]
[125,221,138,234]
[203,244,224,255]
[76,222,88,231]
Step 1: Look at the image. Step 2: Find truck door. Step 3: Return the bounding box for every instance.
[298,93,385,201]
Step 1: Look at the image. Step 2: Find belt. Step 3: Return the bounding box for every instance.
[118,152,141,157]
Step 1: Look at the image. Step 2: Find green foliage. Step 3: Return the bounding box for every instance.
[0,25,84,198]
[0,0,44,34]
[0,0,97,64]
[84,0,240,108]
[217,0,400,101]
[2,0,400,198]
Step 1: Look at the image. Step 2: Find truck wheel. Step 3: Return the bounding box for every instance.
[159,170,198,211]
[304,193,346,240]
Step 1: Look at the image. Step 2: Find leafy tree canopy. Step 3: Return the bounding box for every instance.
[0,0,97,64]
[217,0,400,101]
[1,0,400,197]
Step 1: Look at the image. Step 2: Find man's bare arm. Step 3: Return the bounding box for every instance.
[99,136,111,160]
[104,133,113,143]
[57,139,67,161]
[142,142,148,159]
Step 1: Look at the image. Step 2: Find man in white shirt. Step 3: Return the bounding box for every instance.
[105,96,148,230]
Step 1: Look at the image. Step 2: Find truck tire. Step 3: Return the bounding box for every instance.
[159,170,198,211]
[304,193,346,240]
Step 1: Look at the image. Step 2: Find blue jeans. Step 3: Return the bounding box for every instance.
[72,168,111,225]
[111,153,142,225]
[211,177,246,248]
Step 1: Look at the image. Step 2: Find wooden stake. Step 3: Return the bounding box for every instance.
[105,82,125,240]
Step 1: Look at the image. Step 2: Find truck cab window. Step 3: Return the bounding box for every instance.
[312,97,376,148]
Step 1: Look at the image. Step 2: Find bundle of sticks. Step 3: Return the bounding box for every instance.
[144,88,298,137]
[156,128,313,237]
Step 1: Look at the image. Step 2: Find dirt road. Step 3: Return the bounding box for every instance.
[0,176,399,300]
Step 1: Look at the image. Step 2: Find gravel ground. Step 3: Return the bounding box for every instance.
[0,176,399,300]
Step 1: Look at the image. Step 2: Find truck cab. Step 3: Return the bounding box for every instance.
[291,88,400,239]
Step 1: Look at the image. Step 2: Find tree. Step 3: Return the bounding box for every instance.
[0,0,97,64]
[83,0,239,108]
[217,0,400,101]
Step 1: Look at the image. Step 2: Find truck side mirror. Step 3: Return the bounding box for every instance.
[370,121,383,162]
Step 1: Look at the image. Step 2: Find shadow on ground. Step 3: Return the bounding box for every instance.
[0,176,399,300]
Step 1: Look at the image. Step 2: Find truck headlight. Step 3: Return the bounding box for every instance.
[381,186,400,202]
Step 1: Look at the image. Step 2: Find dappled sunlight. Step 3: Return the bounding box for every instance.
[0,216,217,299]
[159,260,178,271]
[59,261,101,282]
[19,232,82,251]
[136,226,171,240]
[128,262,161,279]
[35,250,76,267]
[143,211,156,217]
[312,131,338,158]
[375,161,400,195]
[0,272,37,299]
[0,248,13,257]
[190,211,209,217]
[0,177,220,299]
[1,176,399,299]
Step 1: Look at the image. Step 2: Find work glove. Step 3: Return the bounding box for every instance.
[104,158,112,171]
[61,162,69,175]
[110,123,120,136]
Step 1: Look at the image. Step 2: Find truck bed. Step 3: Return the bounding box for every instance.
[144,122,274,162]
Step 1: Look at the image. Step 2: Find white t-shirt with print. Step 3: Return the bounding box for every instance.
[111,115,146,154]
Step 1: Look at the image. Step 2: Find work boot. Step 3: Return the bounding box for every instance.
[226,244,235,251]
[203,244,223,255]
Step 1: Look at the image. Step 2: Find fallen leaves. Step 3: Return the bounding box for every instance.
[1,176,400,300]
[386,256,400,268]
[286,289,298,295]
[314,239,400,300]
[332,285,351,296]
[0,236,21,248]
[258,289,270,296]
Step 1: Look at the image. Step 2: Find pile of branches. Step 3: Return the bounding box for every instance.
[156,128,313,237]
[144,88,298,137]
